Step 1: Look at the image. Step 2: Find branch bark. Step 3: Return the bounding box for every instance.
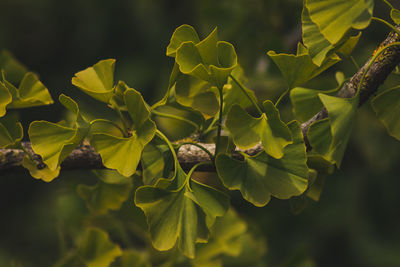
[1,27,400,173]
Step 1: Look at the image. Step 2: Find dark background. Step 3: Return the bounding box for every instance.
[1,0,400,266]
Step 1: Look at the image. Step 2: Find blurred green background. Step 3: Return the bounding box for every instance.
[1,0,400,266]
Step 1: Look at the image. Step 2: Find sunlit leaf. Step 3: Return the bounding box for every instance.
[268,43,341,88]
[77,170,133,214]
[91,88,156,177]
[167,24,200,57]
[2,72,53,108]
[216,121,308,207]
[306,0,373,44]
[29,94,89,171]
[77,228,122,267]
[72,59,115,103]
[22,156,60,182]
[0,82,12,117]
[391,9,400,25]
[371,87,400,141]
[225,100,292,159]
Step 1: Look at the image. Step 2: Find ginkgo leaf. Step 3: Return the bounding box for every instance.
[391,9,400,25]
[336,32,362,57]
[0,50,28,85]
[302,3,334,66]
[91,88,156,177]
[0,116,23,148]
[116,250,151,267]
[216,121,308,207]
[225,100,292,159]
[175,27,237,88]
[308,94,359,167]
[167,24,200,57]
[371,87,400,141]
[290,85,340,121]
[305,0,373,45]
[77,170,133,214]
[135,165,229,259]
[29,94,89,171]
[268,43,341,88]
[175,74,219,117]
[1,72,53,108]
[72,59,116,103]
[0,82,12,117]
[77,228,122,267]
[22,156,60,182]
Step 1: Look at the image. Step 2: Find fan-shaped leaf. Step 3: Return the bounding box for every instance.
[305,0,373,44]
[216,121,308,207]
[225,101,292,159]
[167,24,200,57]
[72,59,115,103]
[91,88,156,177]
[22,156,60,182]
[391,9,400,25]
[0,50,28,85]
[0,116,23,148]
[0,82,12,117]
[336,32,362,57]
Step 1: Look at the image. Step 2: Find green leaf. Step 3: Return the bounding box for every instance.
[77,228,122,267]
[135,165,229,258]
[0,82,12,117]
[391,9,400,25]
[0,116,23,148]
[305,0,373,44]
[21,156,60,182]
[371,86,400,140]
[175,74,219,117]
[175,27,237,88]
[0,50,28,85]
[308,94,358,167]
[72,59,116,103]
[290,85,340,122]
[302,3,334,66]
[267,43,341,88]
[216,121,308,207]
[2,72,54,108]
[29,94,89,171]
[167,24,200,57]
[336,32,362,57]
[225,100,292,159]
[116,250,151,267]
[91,88,156,177]
[77,170,133,214]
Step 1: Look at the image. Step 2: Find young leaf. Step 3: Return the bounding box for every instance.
[308,94,359,167]
[77,170,133,214]
[267,43,341,88]
[2,72,54,108]
[91,88,156,177]
[225,100,292,159]
[77,228,122,267]
[305,0,373,44]
[175,27,238,88]
[0,117,23,148]
[135,165,229,259]
[371,86,400,141]
[72,59,116,103]
[216,121,308,207]
[29,94,89,171]
[22,156,60,182]
[336,32,362,57]
[0,50,28,85]
[167,24,200,57]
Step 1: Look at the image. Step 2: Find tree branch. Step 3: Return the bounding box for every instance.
[1,27,400,173]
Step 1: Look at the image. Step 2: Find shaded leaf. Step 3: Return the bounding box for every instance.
[91,88,156,177]
[116,250,151,267]
[77,170,133,214]
[336,32,362,57]
[225,101,292,159]
[371,86,400,140]
[0,82,12,117]
[72,59,115,103]
[77,228,122,267]
[308,94,358,167]
[216,121,308,207]
[0,116,23,148]
[0,50,28,85]
[306,0,373,44]
[391,9,400,25]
